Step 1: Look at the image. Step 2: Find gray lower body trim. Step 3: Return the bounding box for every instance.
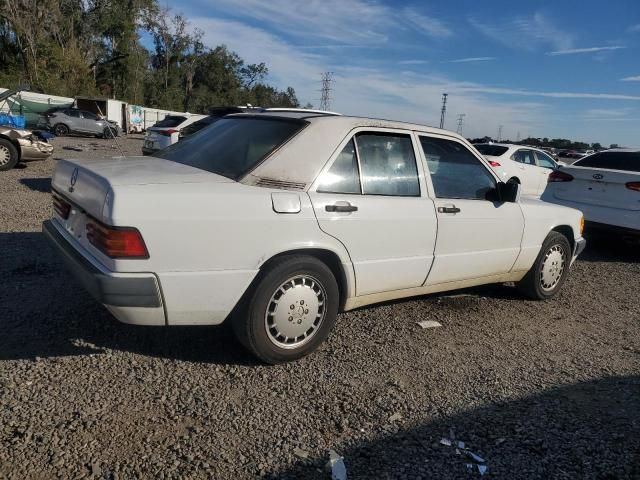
[42,220,162,308]
[574,237,587,257]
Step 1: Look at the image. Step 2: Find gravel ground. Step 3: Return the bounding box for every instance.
[1,135,639,479]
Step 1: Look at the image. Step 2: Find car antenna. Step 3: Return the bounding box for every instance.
[93,101,126,158]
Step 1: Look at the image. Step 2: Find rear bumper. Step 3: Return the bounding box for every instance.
[43,220,166,325]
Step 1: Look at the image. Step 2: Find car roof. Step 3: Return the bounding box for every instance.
[239,113,476,189]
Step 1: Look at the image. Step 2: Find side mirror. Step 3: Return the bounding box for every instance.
[496,181,521,203]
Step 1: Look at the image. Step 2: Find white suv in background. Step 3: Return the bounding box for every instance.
[474,143,560,196]
[142,114,207,155]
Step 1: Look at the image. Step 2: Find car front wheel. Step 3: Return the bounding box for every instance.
[232,255,339,364]
[517,231,572,300]
[0,138,19,171]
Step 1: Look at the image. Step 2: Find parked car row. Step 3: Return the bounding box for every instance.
[44,109,587,363]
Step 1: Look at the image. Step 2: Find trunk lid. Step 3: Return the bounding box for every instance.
[551,166,640,211]
[52,156,234,221]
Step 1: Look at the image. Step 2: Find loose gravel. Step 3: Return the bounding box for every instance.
[1,135,639,479]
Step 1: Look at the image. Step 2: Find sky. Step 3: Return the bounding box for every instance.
[167,0,640,146]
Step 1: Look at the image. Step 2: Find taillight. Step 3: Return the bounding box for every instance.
[52,193,71,219]
[626,182,640,192]
[86,220,148,259]
[548,170,574,183]
[157,129,179,136]
[488,160,501,167]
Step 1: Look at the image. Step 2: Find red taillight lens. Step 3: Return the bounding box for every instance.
[488,160,501,167]
[157,129,179,136]
[626,182,640,192]
[86,220,148,259]
[548,170,574,183]
[52,193,71,219]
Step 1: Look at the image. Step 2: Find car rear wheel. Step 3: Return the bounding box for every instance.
[0,138,19,171]
[517,231,571,300]
[54,124,69,136]
[232,255,339,364]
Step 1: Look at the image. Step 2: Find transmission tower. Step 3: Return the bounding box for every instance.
[320,72,333,111]
[497,125,503,142]
[439,93,448,129]
[455,113,466,134]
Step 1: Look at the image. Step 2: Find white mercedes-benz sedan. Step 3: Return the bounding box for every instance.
[541,149,640,239]
[474,143,561,196]
[44,110,586,363]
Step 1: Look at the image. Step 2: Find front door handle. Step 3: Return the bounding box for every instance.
[326,203,358,213]
[438,206,461,214]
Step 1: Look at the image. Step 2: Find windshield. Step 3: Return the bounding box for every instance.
[156,116,307,179]
[474,144,509,156]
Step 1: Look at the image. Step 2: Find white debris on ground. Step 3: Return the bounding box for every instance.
[417,320,442,329]
[440,429,488,476]
[325,449,347,480]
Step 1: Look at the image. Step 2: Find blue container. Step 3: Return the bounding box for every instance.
[0,113,26,129]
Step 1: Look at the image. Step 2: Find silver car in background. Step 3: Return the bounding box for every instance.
[42,108,120,138]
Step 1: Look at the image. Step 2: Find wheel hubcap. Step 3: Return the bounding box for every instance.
[540,245,566,291]
[0,145,9,166]
[265,275,326,349]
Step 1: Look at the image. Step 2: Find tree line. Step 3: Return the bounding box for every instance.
[0,0,302,113]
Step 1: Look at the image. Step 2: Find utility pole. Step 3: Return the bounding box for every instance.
[439,93,448,129]
[455,113,466,134]
[320,72,333,111]
[497,125,503,142]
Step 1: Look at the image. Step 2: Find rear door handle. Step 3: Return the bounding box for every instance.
[326,203,358,212]
[438,206,461,214]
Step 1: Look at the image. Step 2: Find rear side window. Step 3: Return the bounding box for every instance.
[154,115,187,128]
[474,144,509,156]
[357,133,420,196]
[420,136,496,200]
[156,117,306,179]
[512,150,536,165]
[316,132,420,196]
[574,152,640,172]
[317,140,361,194]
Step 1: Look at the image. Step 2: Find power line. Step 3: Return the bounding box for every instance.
[320,72,333,111]
[439,93,448,129]
[456,113,466,134]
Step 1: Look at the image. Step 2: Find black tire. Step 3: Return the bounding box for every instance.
[517,231,572,300]
[0,138,19,171]
[54,124,69,136]
[232,255,339,364]
[102,126,115,139]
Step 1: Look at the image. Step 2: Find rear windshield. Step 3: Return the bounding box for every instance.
[156,116,307,179]
[574,151,640,172]
[180,116,219,136]
[474,144,509,156]
[153,115,187,128]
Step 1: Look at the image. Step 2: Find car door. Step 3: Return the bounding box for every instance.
[80,111,101,134]
[533,150,558,195]
[511,149,540,195]
[309,129,437,297]
[64,109,82,132]
[417,134,524,285]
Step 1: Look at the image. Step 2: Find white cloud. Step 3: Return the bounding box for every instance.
[401,7,453,39]
[448,57,495,63]
[547,46,625,56]
[627,24,640,33]
[621,75,640,81]
[469,13,574,52]
[398,60,429,65]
